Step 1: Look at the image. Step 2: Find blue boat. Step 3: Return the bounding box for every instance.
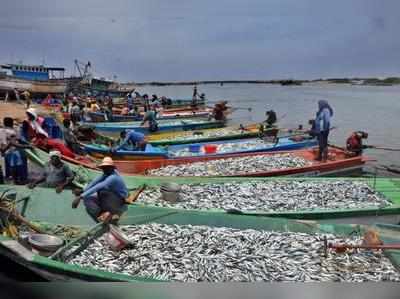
[166,136,318,158]
[87,110,211,122]
[86,118,225,135]
[83,136,317,160]
[83,143,168,160]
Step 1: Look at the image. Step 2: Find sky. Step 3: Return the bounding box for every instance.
[1,0,400,82]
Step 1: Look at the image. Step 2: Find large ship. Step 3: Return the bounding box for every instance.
[0,63,80,98]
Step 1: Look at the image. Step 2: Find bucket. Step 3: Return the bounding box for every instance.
[203,144,218,154]
[160,182,181,203]
[105,225,131,251]
[189,144,201,153]
[28,234,64,256]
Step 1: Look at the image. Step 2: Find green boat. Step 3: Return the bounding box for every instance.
[25,148,400,224]
[147,126,296,147]
[0,187,400,281]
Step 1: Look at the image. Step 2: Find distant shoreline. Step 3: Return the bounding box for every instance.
[128,78,400,87]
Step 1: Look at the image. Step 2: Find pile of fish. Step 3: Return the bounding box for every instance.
[137,180,391,212]
[147,154,312,176]
[156,127,252,142]
[170,139,272,157]
[69,224,400,282]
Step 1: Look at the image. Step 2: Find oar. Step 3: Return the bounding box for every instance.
[126,185,146,204]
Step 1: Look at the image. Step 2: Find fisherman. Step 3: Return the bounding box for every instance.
[70,101,82,125]
[143,94,150,108]
[20,108,48,143]
[192,85,198,107]
[28,151,75,193]
[315,100,333,162]
[128,105,140,117]
[127,92,134,111]
[82,102,92,122]
[212,102,228,121]
[13,88,21,103]
[264,110,277,128]
[90,100,100,112]
[141,109,158,132]
[62,119,84,155]
[0,117,30,184]
[151,95,160,108]
[22,90,31,108]
[161,96,168,107]
[114,129,147,152]
[346,131,369,156]
[72,157,128,224]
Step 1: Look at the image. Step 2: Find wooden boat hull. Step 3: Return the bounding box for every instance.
[1,181,400,281]
[88,119,226,135]
[87,110,211,122]
[112,147,367,176]
[147,125,299,146]
[21,148,400,223]
[83,136,317,161]
[0,75,67,95]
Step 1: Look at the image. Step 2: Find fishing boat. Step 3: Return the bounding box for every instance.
[146,125,297,146]
[80,124,280,147]
[0,63,74,97]
[86,118,226,135]
[112,147,368,177]
[0,183,399,281]
[86,109,211,122]
[114,97,207,109]
[83,136,318,160]
[19,148,400,224]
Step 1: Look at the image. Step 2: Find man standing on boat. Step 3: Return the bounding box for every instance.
[192,85,198,108]
[315,100,333,162]
[71,157,128,224]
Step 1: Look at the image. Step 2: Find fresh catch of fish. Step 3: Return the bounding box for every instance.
[147,154,312,176]
[137,181,391,212]
[69,224,400,282]
[154,127,252,142]
[170,139,272,157]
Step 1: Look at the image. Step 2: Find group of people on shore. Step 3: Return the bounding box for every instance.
[0,106,129,224]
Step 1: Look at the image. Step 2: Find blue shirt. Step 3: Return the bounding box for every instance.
[315,108,331,132]
[127,95,133,107]
[81,170,128,199]
[116,130,145,151]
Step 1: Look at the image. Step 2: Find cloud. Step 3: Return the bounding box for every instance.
[1,0,400,81]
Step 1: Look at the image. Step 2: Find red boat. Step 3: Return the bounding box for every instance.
[112,147,369,177]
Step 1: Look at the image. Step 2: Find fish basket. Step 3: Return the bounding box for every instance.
[189,144,201,153]
[160,183,181,203]
[203,144,218,154]
[106,225,131,251]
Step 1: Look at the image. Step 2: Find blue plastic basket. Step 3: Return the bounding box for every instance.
[189,144,201,153]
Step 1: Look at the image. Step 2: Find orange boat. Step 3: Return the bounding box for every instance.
[112,147,368,177]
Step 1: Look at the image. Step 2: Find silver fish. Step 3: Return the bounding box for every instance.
[137,180,391,212]
[69,224,400,282]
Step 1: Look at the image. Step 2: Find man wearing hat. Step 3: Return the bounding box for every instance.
[28,151,75,193]
[72,157,128,224]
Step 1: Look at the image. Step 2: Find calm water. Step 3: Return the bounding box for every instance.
[139,83,400,177]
